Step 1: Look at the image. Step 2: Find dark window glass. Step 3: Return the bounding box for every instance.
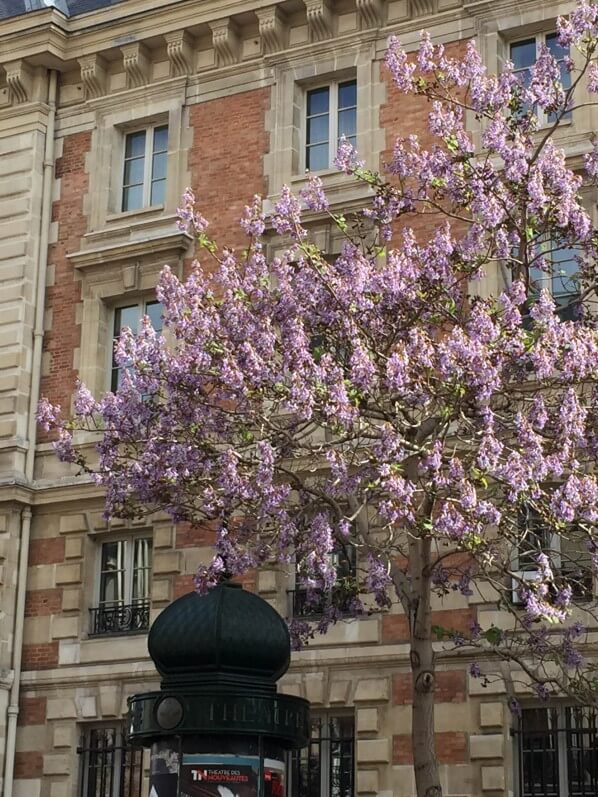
[289,715,354,797]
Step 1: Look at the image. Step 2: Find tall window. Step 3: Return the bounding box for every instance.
[517,706,598,797]
[305,80,357,171]
[529,239,581,321]
[510,33,571,123]
[111,300,163,392]
[78,725,144,797]
[289,714,354,797]
[291,542,357,619]
[513,506,592,603]
[121,125,168,212]
[89,537,152,636]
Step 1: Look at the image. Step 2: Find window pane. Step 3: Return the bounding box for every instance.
[151,150,167,181]
[150,178,166,206]
[125,130,146,158]
[113,305,139,336]
[546,32,569,61]
[144,301,163,332]
[307,114,329,146]
[152,125,168,153]
[122,184,143,212]
[520,708,560,797]
[100,541,126,605]
[338,80,356,109]
[307,86,329,116]
[306,143,329,171]
[511,38,536,70]
[123,156,144,187]
[338,108,356,139]
[132,538,152,602]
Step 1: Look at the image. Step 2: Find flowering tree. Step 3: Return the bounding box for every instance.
[39,3,598,795]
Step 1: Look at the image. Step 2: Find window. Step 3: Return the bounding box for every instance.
[529,240,581,321]
[289,714,354,797]
[305,80,357,171]
[512,506,592,603]
[290,542,357,619]
[517,706,598,797]
[89,537,152,636]
[510,33,571,123]
[121,125,168,212]
[111,300,163,392]
[78,725,144,797]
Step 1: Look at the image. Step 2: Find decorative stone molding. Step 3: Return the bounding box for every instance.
[209,18,241,67]
[164,30,193,77]
[256,5,287,54]
[411,0,437,15]
[121,42,150,88]
[78,53,107,99]
[68,230,191,270]
[304,0,333,42]
[356,0,383,28]
[4,59,33,104]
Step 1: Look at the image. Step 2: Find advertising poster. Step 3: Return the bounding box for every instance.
[149,742,179,797]
[180,754,285,797]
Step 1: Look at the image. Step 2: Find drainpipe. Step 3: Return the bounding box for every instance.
[3,67,57,797]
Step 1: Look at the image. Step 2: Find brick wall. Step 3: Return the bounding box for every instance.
[18,696,47,726]
[40,130,90,424]
[393,731,468,765]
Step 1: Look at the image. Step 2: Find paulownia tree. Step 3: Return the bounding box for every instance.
[40,3,598,795]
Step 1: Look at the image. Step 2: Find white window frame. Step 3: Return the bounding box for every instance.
[509,31,571,128]
[109,298,163,392]
[96,535,153,609]
[303,78,357,173]
[121,123,168,213]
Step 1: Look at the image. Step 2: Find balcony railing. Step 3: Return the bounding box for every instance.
[89,601,150,637]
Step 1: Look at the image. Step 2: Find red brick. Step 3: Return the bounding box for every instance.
[392,731,468,765]
[173,575,195,599]
[176,523,216,548]
[18,696,47,726]
[14,752,43,778]
[28,537,65,566]
[392,669,466,705]
[21,642,59,671]
[382,609,475,644]
[25,588,63,617]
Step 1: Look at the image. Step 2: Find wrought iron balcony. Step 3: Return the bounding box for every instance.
[89,601,150,637]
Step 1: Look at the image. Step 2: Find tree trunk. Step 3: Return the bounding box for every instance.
[411,631,441,797]
[410,535,442,797]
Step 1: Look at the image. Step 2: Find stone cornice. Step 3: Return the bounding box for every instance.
[68,229,192,270]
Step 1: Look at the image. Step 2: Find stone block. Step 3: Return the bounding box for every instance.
[50,782,70,797]
[51,615,79,639]
[53,725,74,749]
[468,674,506,696]
[14,781,41,797]
[482,765,506,791]
[58,641,80,666]
[470,733,504,759]
[61,588,82,612]
[76,696,97,719]
[151,579,171,603]
[257,570,277,593]
[64,536,83,559]
[153,550,181,575]
[357,738,390,763]
[329,680,351,705]
[480,702,504,728]
[357,769,379,794]
[58,514,87,534]
[43,754,70,775]
[99,686,121,718]
[354,677,389,703]
[154,526,174,548]
[357,708,379,734]
[304,673,326,706]
[55,562,82,586]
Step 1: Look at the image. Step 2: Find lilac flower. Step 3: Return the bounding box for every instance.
[333,137,364,174]
[469,662,482,678]
[299,175,329,212]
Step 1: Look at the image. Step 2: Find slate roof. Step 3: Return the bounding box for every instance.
[0,0,126,20]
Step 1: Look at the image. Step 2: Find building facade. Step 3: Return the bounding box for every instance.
[0,1,596,797]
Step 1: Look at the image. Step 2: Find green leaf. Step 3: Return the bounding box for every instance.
[484,626,502,646]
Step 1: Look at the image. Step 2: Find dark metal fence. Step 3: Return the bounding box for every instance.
[77,727,144,797]
[517,707,598,797]
[289,716,354,797]
[89,601,150,636]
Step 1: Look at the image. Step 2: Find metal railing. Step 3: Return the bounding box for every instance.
[89,601,150,637]
[289,716,354,797]
[77,726,144,797]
